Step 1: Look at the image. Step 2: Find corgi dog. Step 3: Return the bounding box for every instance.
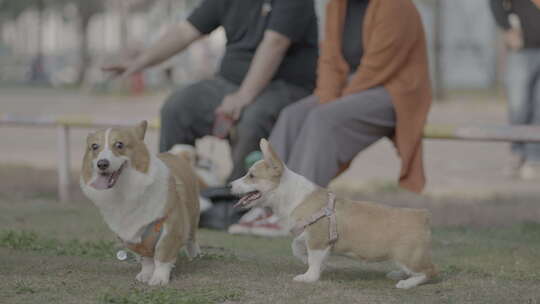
[80,121,201,286]
[231,139,437,289]
[168,144,224,213]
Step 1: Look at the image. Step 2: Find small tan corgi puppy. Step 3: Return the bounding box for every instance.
[168,144,223,213]
[80,121,200,286]
[231,139,437,289]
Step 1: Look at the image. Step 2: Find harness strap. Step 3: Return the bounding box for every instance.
[125,216,167,257]
[291,192,338,245]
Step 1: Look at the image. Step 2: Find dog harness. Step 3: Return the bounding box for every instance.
[125,216,167,257]
[291,192,338,245]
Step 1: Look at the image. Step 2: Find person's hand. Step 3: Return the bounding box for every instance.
[215,91,253,121]
[504,28,524,51]
[101,63,136,80]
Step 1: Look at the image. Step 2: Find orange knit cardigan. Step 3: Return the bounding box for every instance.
[315,0,432,193]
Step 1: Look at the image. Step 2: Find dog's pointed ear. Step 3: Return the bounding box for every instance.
[260,138,283,172]
[134,120,147,140]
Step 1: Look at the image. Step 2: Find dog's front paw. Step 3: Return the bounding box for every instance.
[136,271,153,283]
[293,273,319,283]
[396,280,412,289]
[148,273,170,286]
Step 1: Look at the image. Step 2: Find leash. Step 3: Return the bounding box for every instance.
[291,192,338,245]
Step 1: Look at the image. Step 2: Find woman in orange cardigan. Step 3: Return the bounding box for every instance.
[271,0,432,192]
[229,0,432,236]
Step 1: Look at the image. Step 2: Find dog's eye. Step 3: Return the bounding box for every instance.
[115,142,124,149]
[90,143,99,151]
[248,173,254,179]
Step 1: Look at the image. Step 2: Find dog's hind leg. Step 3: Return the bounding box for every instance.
[185,214,201,260]
[185,240,201,260]
[186,195,201,260]
[396,271,427,289]
[292,233,308,264]
[293,246,330,283]
[386,270,408,281]
[394,247,436,289]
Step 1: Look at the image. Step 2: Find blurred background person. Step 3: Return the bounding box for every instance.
[103,0,318,184]
[229,0,432,236]
[490,0,540,180]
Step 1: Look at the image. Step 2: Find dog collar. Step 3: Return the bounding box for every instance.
[124,216,167,257]
[291,192,338,245]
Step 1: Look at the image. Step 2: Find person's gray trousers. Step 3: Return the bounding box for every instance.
[506,48,540,162]
[160,77,310,181]
[269,86,396,187]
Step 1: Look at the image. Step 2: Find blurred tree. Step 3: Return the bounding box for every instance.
[0,0,106,84]
[72,0,105,85]
[0,0,48,82]
[1,0,156,85]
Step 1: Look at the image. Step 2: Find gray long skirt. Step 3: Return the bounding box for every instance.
[269,86,396,187]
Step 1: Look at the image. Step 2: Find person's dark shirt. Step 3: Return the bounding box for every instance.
[342,0,369,72]
[187,0,318,91]
[490,0,540,49]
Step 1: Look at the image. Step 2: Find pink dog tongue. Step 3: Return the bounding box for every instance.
[91,174,111,190]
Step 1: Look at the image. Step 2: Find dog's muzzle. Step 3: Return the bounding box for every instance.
[90,161,127,190]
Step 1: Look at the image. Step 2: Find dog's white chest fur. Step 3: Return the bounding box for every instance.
[81,154,170,243]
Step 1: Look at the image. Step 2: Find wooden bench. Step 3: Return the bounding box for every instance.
[2,113,540,202]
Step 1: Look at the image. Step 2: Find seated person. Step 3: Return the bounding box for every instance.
[229,0,432,236]
[104,0,318,182]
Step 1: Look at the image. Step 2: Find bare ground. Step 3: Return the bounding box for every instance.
[1,165,540,304]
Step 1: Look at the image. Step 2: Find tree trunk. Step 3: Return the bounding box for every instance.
[36,0,44,58]
[433,0,445,101]
[119,1,129,54]
[30,0,48,83]
[76,14,91,85]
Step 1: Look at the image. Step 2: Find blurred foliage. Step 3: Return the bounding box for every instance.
[0,0,105,84]
[0,0,104,18]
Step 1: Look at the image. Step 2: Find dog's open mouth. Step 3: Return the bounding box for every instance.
[91,161,127,190]
[234,191,262,208]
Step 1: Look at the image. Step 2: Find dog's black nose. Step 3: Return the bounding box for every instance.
[97,159,110,170]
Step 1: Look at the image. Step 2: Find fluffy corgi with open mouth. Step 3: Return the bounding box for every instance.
[80,121,201,286]
[231,139,437,289]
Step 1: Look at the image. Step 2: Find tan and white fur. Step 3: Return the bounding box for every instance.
[168,144,223,213]
[231,139,437,289]
[80,121,201,286]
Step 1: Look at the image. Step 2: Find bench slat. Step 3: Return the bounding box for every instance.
[2,114,540,142]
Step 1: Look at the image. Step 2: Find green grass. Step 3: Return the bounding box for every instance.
[14,280,36,295]
[99,287,243,304]
[431,223,540,281]
[2,221,540,303]
[0,230,116,259]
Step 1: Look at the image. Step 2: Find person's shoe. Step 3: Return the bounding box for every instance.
[199,196,213,213]
[227,207,271,235]
[503,155,525,177]
[250,214,289,237]
[520,162,540,180]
